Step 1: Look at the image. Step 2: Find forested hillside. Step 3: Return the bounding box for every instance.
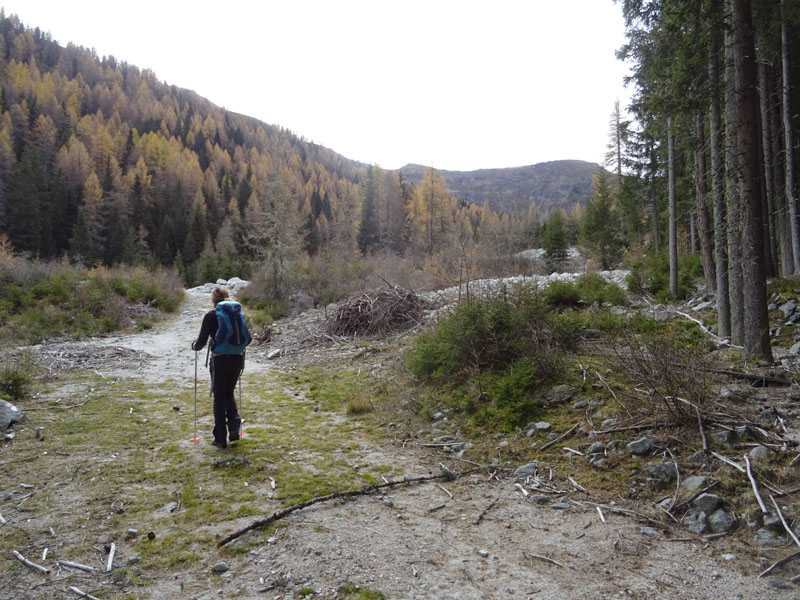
[399,160,599,215]
[0,11,550,295]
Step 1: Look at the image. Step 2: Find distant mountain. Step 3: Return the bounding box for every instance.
[398,160,602,215]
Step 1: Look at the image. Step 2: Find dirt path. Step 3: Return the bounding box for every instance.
[2,290,798,599]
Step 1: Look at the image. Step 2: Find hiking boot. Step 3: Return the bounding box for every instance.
[212,440,227,449]
[229,432,240,442]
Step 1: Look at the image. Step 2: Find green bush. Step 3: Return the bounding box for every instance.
[406,283,570,428]
[626,253,698,301]
[0,362,31,401]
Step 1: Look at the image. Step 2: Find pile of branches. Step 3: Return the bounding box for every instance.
[325,286,430,338]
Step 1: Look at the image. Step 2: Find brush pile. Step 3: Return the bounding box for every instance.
[325,286,430,338]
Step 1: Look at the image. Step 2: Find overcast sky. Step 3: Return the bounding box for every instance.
[2,0,630,172]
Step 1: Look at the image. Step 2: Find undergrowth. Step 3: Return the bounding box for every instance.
[0,248,184,343]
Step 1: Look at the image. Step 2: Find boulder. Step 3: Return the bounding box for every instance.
[708,509,736,534]
[0,400,21,430]
[547,385,577,406]
[513,462,539,480]
[627,437,653,455]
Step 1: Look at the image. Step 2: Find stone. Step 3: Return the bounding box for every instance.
[693,493,722,513]
[756,408,778,422]
[748,445,771,462]
[763,511,783,532]
[211,561,229,573]
[528,495,552,505]
[790,342,800,355]
[710,429,737,444]
[627,437,653,455]
[708,509,736,534]
[645,462,678,481]
[684,509,708,534]
[571,400,588,410]
[548,384,577,405]
[535,421,551,431]
[682,476,710,491]
[587,441,605,455]
[0,400,20,430]
[152,501,179,519]
[610,306,627,315]
[688,450,708,464]
[717,385,749,403]
[513,462,539,480]
[551,502,571,510]
[601,418,618,429]
[754,528,785,546]
[640,527,660,537]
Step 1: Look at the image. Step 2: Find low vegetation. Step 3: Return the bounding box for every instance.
[0,242,184,344]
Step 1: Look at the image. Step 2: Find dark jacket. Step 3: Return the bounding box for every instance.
[191,310,218,352]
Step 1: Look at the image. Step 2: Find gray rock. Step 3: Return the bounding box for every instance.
[756,408,778,422]
[754,528,785,546]
[610,306,627,315]
[708,509,736,534]
[717,385,749,403]
[748,445,771,461]
[551,502,571,510]
[545,432,559,441]
[535,421,551,431]
[606,440,620,451]
[211,561,229,573]
[645,462,678,483]
[571,400,588,410]
[763,511,784,532]
[791,342,800,355]
[513,462,539,480]
[601,418,618,429]
[587,441,605,455]
[682,476,710,491]
[685,510,708,534]
[710,429,737,444]
[627,437,653,455]
[779,299,798,317]
[433,435,456,444]
[528,495,552,505]
[288,291,315,314]
[0,400,20,430]
[590,458,607,469]
[548,385,577,405]
[693,493,722,512]
[688,450,708,464]
[640,526,660,537]
[152,501,179,519]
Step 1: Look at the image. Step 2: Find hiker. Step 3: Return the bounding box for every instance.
[191,286,249,448]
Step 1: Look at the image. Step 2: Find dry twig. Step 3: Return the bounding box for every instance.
[12,550,49,574]
[745,455,768,514]
[539,423,581,451]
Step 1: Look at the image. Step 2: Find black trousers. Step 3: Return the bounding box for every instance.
[211,354,244,444]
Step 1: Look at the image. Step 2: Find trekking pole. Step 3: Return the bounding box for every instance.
[239,350,245,437]
[190,350,199,443]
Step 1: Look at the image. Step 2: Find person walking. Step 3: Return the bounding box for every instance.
[191,286,248,448]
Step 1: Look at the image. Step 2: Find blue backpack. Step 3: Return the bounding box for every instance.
[214,301,252,355]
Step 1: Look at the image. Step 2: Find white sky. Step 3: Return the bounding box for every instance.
[2,0,630,172]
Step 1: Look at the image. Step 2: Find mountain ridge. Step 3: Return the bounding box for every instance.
[398,160,602,215]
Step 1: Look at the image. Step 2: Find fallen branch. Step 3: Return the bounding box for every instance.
[596,506,606,523]
[594,370,630,416]
[770,495,800,548]
[758,550,800,578]
[710,451,745,473]
[696,405,708,453]
[12,550,50,574]
[475,496,500,525]
[218,468,475,547]
[58,560,94,572]
[106,542,116,572]
[68,587,100,600]
[523,551,566,568]
[745,455,768,515]
[538,423,581,452]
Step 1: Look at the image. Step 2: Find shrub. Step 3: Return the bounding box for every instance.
[626,253,700,301]
[0,361,32,401]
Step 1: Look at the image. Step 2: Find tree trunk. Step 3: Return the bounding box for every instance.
[782,0,800,273]
[755,34,778,276]
[731,0,773,361]
[710,4,731,339]
[725,18,745,347]
[695,111,716,291]
[668,116,679,298]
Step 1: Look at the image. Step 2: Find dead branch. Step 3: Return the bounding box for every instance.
[523,551,566,568]
[700,367,790,386]
[12,550,50,574]
[475,496,500,525]
[218,468,476,547]
[106,542,116,572]
[770,495,800,548]
[745,455,769,514]
[68,587,100,600]
[696,405,708,453]
[538,423,581,451]
[324,286,430,338]
[758,550,800,578]
[58,560,94,572]
[710,451,745,473]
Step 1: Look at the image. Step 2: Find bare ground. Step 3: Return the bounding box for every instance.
[1,289,799,600]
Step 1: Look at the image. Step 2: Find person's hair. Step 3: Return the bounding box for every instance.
[211,287,229,305]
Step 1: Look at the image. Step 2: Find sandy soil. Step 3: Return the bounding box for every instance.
[2,289,799,600]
